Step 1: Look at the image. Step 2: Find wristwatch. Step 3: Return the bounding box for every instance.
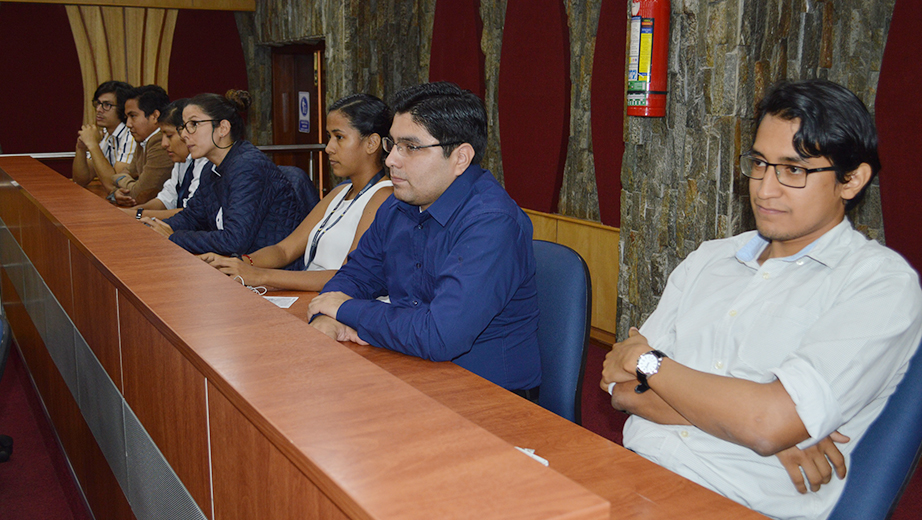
[634,350,668,394]
[136,208,144,220]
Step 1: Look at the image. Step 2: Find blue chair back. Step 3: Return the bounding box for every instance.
[278,165,320,214]
[828,336,922,520]
[533,240,591,424]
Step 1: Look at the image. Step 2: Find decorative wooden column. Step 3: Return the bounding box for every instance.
[66,5,177,124]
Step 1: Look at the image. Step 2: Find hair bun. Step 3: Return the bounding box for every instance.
[225,89,252,111]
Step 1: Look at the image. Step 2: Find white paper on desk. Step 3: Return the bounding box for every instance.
[515,446,549,466]
[264,296,298,309]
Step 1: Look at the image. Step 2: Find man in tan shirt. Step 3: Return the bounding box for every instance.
[102,85,173,206]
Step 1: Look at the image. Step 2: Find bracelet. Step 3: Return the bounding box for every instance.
[242,254,255,266]
[114,175,129,188]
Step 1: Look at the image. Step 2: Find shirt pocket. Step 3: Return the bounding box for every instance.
[737,301,819,372]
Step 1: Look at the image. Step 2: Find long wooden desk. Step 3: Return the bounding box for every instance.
[0,156,765,519]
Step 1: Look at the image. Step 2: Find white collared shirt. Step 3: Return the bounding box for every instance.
[624,219,922,520]
[155,157,209,210]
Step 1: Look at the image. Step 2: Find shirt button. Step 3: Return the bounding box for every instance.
[762,272,770,280]
[413,300,419,306]
[715,361,724,370]
[680,430,689,438]
[416,263,421,269]
[416,224,423,230]
[728,310,737,317]
[796,259,805,266]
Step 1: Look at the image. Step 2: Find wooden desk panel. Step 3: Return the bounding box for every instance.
[1,265,136,519]
[1,157,613,520]
[274,291,767,520]
[70,247,122,388]
[119,292,212,516]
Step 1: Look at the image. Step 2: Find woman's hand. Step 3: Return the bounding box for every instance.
[141,216,173,238]
[202,254,257,282]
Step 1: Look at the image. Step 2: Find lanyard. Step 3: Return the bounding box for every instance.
[306,170,385,267]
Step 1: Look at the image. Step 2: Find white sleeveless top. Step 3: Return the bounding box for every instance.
[303,179,393,271]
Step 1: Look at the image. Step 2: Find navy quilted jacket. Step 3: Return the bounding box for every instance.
[164,140,308,260]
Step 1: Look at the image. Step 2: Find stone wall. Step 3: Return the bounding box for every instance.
[616,0,894,336]
[238,0,892,339]
[236,0,435,144]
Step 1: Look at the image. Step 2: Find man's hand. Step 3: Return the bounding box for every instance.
[78,124,102,148]
[141,216,173,238]
[310,315,368,345]
[76,137,88,153]
[113,188,136,207]
[308,291,352,320]
[601,327,654,389]
[776,431,849,494]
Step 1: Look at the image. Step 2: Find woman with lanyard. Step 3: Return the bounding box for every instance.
[199,93,393,291]
[121,98,211,219]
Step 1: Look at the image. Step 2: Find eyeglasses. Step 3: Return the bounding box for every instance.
[92,100,117,112]
[739,153,838,189]
[383,137,462,157]
[179,119,219,134]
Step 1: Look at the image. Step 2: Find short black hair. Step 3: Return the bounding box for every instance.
[755,79,881,211]
[126,85,170,119]
[93,80,133,122]
[157,98,189,128]
[390,82,487,165]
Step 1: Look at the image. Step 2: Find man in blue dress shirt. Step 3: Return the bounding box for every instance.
[309,82,541,394]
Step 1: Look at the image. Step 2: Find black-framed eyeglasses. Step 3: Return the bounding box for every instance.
[179,119,219,134]
[739,153,838,189]
[92,100,117,112]
[383,136,462,157]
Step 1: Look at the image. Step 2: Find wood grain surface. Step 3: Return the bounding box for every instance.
[1,156,621,520]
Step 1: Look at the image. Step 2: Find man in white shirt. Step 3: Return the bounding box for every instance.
[72,80,137,188]
[601,79,922,520]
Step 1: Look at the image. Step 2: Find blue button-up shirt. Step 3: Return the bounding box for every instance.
[324,165,541,390]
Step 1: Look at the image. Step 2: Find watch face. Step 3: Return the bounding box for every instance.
[637,352,660,375]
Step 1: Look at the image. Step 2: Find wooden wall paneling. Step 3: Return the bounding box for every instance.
[142,8,165,84]
[526,209,558,242]
[118,292,212,516]
[209,383,351,520]
[3,0,255,10]
[102,6,129,80]
[156,9,178,86]
[557,219,619,335]
[66,6,100,125]
[71,246,122,389]
[124,7,146,86]
[84,7,113,85]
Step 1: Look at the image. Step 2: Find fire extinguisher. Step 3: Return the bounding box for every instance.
[626,0,670,117]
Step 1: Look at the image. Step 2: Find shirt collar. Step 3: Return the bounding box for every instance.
[105,122,128,140]
[397,164,484,226]
[736,218,855,267]
[139,127,160,149]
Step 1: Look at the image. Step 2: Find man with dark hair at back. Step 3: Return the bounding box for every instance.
[309,82,541,395]
[102,84,173,206]
[600,79,922,520]
[72,80,137,188]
